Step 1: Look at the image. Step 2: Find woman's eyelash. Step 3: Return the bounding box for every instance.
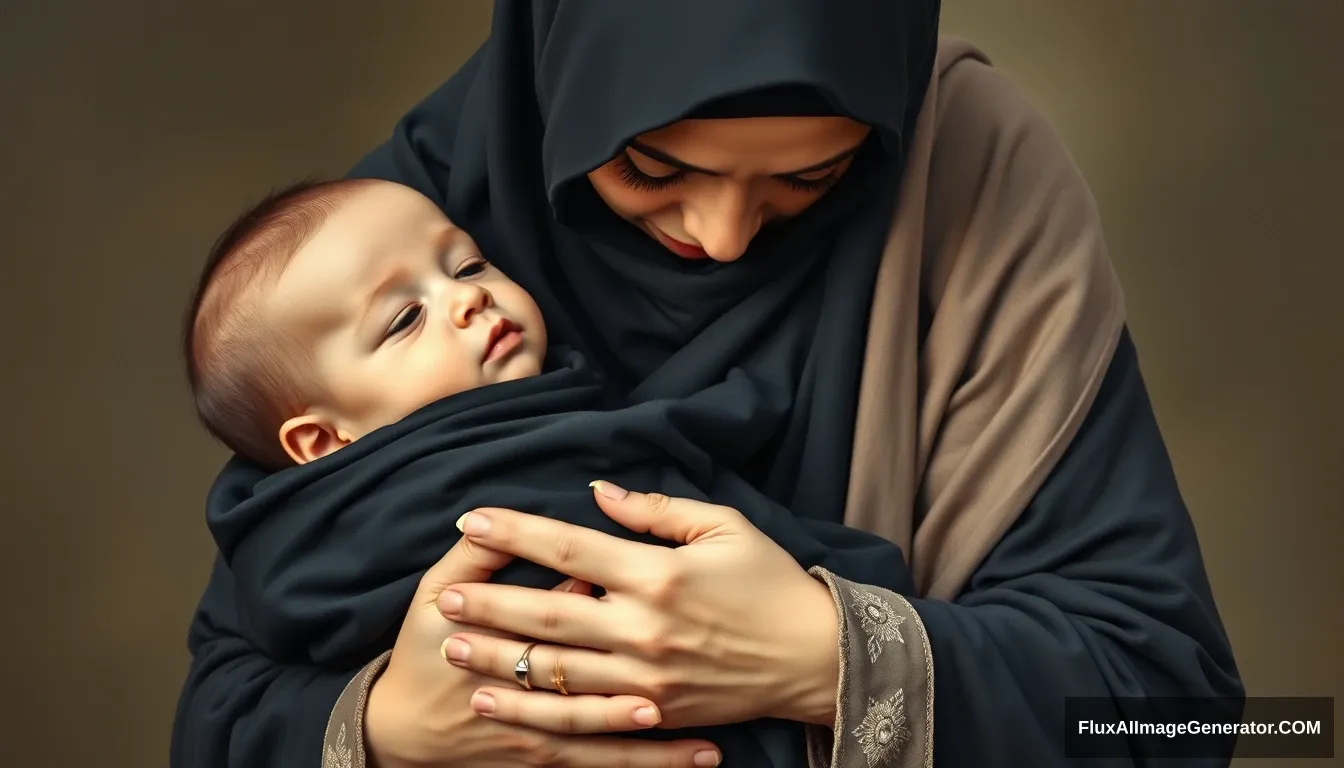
[614,151,840,194]
[614,153,684,191]
[777,171,839,193]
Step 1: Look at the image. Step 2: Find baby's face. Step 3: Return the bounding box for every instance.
[268,182,546,460]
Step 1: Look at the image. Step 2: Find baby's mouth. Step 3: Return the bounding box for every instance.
[483,318,523,364]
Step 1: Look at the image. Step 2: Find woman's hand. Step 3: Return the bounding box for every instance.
[439,482,842,733]
[363,535,723,768]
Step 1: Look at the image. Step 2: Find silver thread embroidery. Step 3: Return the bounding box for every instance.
[849,585,906,663]
[323,723,353,768]
[853,689,911,766]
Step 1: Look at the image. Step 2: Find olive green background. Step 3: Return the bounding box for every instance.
[1,2,1338,765]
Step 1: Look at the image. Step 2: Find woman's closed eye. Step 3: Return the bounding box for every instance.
[614,152,685,192]
[775,168,840,193]
[614,151,840,194]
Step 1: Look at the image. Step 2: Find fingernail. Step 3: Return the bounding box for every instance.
[633,706,661,726]
[442,637,470,662]
[459,512,491,536]
[557,578,577,592]
[589,480,628,501]
[439,590,464,617]
[470,691,496,715]
[693,750,721,767]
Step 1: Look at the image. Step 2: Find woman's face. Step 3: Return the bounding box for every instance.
[587,116,871,263]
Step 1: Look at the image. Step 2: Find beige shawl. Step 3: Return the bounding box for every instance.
[844,37,1126,601]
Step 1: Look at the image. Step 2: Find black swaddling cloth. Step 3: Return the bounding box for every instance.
[206,350,913,767]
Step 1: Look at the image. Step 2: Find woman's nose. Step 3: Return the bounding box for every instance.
[683,188,763,263]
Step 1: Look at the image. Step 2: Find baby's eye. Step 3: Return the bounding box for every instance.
[454,260,488,279]
[387,304,423,337]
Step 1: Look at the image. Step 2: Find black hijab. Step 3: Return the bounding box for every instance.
[366,0,942,524]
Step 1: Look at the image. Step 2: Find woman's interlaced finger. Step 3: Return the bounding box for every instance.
[476,690,662,734]
[533,732,721,767]
[459,507,650,592]
[446,634,638,695]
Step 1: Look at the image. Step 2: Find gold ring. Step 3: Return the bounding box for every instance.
[513,643,538,690]
[552,656,568,695]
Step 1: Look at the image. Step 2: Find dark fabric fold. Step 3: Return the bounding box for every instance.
[169,557,356,768]
[208,352,915,766]
[909,330,1243,766]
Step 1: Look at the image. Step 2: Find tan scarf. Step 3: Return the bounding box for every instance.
[845,38,1127,601]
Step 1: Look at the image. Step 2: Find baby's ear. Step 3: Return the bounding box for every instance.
[278,413,351,465]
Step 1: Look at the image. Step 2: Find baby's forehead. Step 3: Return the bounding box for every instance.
[266,206,450,329]
[259,181,470,330]
[258,244,371,344]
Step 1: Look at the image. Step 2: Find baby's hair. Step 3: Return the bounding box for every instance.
[183,177,381,469]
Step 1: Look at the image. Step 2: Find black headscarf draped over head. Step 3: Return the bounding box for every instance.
[378,0,940,522]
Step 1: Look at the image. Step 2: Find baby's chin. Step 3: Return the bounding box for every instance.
[505,352,542,381]
[495,351,545,383]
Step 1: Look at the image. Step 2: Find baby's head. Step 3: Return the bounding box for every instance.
[184,179,547,470]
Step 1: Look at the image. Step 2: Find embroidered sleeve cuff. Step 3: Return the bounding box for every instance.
[804,568,934,768]
[322,651,393,768]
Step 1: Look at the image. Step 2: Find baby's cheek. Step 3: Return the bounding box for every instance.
[420,347,484,396]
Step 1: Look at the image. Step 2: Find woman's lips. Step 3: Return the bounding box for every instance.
[650,227,710,260]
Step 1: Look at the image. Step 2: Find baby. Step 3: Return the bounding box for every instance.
[186,177,549,470]
[188,177,913,766]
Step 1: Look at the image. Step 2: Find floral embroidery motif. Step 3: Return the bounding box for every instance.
[853,689,911,766]
[323,722,353,768]
[849,585,906,663]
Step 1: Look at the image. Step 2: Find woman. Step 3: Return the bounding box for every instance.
[172,2,1242,767]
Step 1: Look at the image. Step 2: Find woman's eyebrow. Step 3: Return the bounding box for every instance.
[782,143,863,175]
[626,139,864,178]
[626,141,720,175]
